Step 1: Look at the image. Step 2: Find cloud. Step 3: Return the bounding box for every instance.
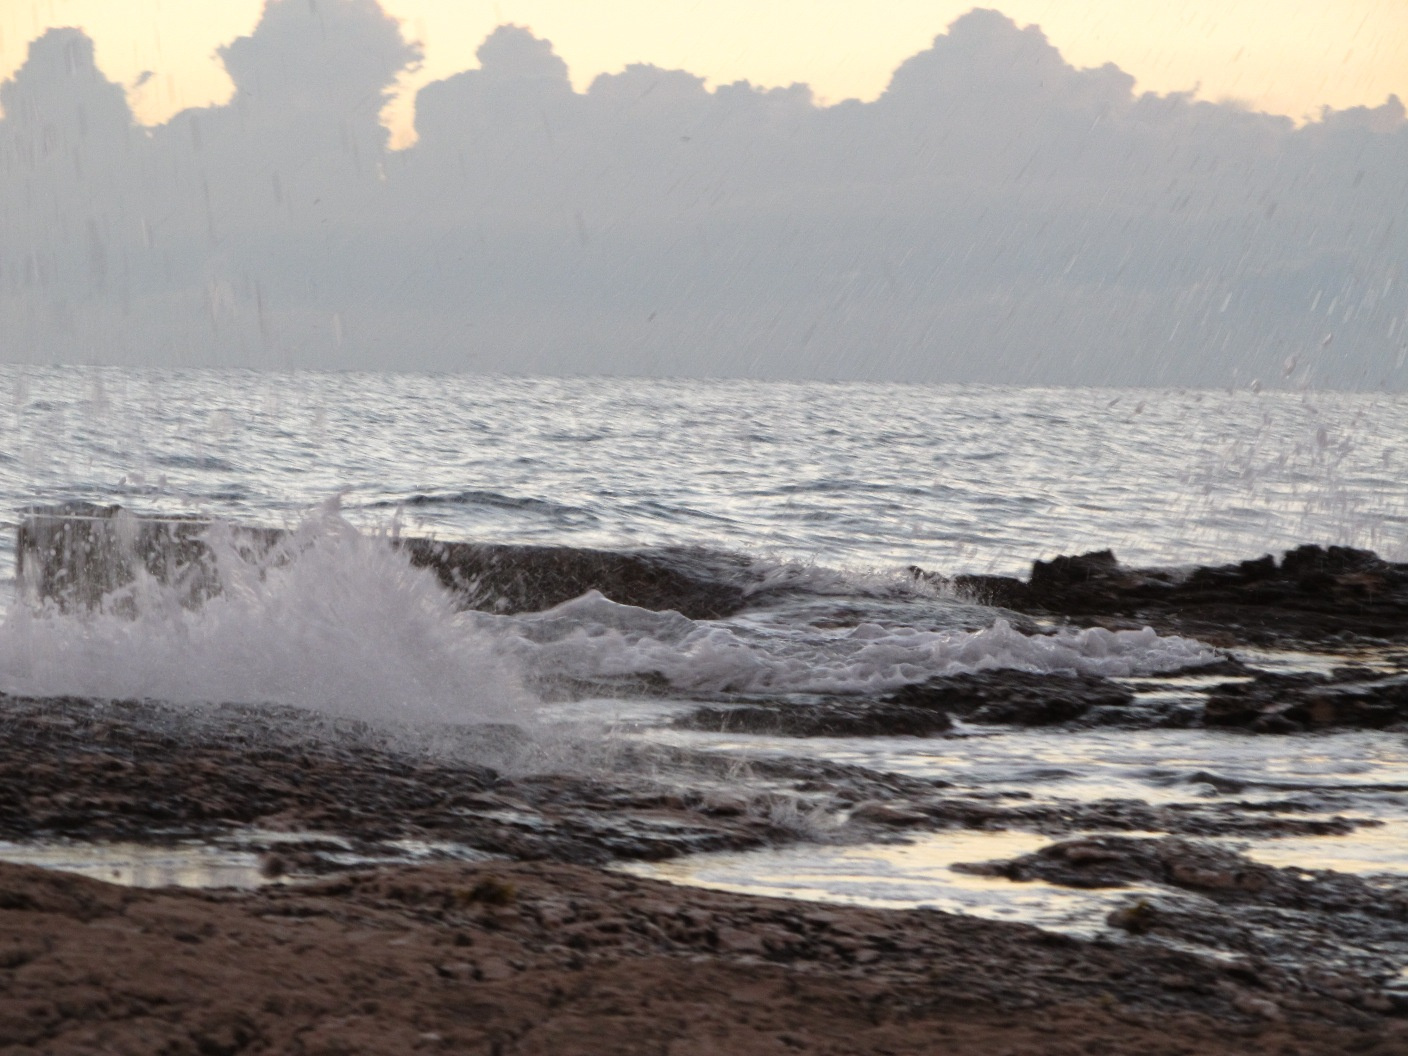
[219,0,419,126]
[0,4,1404,388]
[0,30,141,314]
[882,6,1135,114]
[0,29,134,146]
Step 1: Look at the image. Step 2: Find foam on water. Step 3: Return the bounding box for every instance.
[486,591,1219,696]
[0,505,533,725]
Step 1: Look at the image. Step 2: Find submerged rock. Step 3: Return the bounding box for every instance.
[676,670,1134,737]
[956,835,1408,991]
[958,832,1408,937]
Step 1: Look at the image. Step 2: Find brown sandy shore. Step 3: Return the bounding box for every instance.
[4,857,1406,1056]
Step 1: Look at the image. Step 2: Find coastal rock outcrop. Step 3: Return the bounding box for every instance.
[947,544,1408,646]
[17,503,749,620]
[399,538,747,619]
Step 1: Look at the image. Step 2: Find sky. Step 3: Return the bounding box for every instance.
[4,1,1406,142]
[0,1,1404,388]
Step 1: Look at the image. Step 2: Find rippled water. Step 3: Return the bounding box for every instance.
[3,367,1404,582]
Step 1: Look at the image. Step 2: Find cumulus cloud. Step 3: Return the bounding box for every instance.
[0,2,1404,388]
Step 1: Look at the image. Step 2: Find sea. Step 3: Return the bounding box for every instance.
[1,366,1406,933]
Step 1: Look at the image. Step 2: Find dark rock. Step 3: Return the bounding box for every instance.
[17,503,281,611]
[954,545,1408,648]
[677,670,1137,737]
[957,835,1408,919]
[949,573,1031,607]
[16,505,749,620]
[1238,555,1278,580]
[676,699,952,738]
[1280,544,1381,577]
[399,539,747,619]
[886,669,1134,726]
[1107,899,1160,935]
[1205,671,1408,732]
[1030,549,1120,588]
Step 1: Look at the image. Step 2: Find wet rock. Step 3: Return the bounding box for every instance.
[1030,549,1122,588]
[886,669,1134,726]
[955,545,1408,647]
[1107,899,1160,935]
[676,699,952,738]
[848,802,936,827]
[16,505,750,620]
[399,539,748,619]
[1205,671,1408,732]
[0,694,789,868]
[676,669,1136,736]
[17,502,281,611]
[1280,544,1382,578]
[958,835,1408,989]
[956,834,1408,920]
[948,573,1032,608]
[841,782,1372,841]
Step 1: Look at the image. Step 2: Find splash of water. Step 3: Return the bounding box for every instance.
[0,504,534,726]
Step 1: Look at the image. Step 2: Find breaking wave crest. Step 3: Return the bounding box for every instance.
[0,504,533,725]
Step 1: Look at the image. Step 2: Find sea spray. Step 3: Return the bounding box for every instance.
[0,504,534,727]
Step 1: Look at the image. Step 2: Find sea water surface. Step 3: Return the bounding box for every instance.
[4,368,1405,578]
[1,366,1406,922]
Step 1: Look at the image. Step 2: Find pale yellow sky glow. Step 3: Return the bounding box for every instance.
[2,0,1405,145]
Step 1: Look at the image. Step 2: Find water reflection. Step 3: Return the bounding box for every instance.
[623,829,1156,939]
[0,840,268,889]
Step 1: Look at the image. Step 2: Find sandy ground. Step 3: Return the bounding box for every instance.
[3,857,1405,1056]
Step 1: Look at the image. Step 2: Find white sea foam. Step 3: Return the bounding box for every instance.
[488,592,1219,696]
[0,506,533,725]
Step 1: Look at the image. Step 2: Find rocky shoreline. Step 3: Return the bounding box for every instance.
[4,541,1408,1052]
[3,680,1406,1052]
